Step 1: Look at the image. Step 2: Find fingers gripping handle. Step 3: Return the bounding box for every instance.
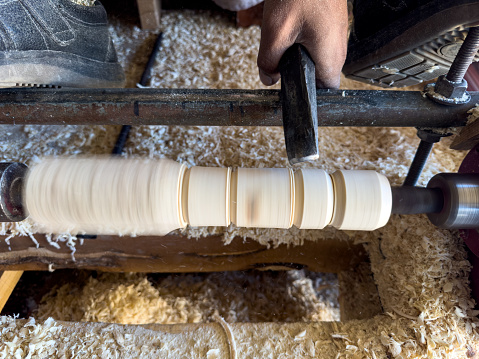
[279,44,319,165]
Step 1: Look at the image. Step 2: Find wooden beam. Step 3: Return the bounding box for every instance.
[137,0,161,30]
[0,271,23,313]
[0,234,367,273]
[450,119,479,150]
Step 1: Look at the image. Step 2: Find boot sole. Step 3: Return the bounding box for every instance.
[0,50,125,88]
[343,2,479,88]
[344,26,478,88]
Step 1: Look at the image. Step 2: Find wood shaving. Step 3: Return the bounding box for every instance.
[214,313,237,359]
[69,0,95,5]
[35,271,339,324]
[467,104,479,125]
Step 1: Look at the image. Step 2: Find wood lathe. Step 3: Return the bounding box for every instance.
[0,34,479,304]
[0,40,478,234]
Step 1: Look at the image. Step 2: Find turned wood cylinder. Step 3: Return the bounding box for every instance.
[25,157,392,235]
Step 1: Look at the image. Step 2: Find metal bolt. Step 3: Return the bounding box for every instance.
[447,26,479,84]
[434,76,468,99]
[403,130,443,187]
[428,26,479,105]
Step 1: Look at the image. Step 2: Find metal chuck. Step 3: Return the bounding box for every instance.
[427,173,479,229]
[392,173,479,229]
[0,163,27,222]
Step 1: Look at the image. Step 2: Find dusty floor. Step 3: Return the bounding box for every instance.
[1,2,478,358]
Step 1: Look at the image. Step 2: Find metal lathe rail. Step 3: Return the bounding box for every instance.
[0,88,475,128]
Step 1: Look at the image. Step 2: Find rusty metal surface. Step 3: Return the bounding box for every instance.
[0,88,476,127]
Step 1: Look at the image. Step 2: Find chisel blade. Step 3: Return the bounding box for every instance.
[280,44,319,164]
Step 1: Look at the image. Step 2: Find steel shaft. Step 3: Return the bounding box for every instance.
[0,88,474,127]
[391,186,443,215]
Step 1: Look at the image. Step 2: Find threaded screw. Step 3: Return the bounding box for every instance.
[446,26,479,83]
[403,140,435,186]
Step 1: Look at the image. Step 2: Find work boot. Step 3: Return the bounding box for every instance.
[0,0,125,88]
[343,0,479,88]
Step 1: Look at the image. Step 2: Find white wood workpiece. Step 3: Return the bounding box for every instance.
[25,158,393,235]
[25,158,187,236]
[330,170,392,230]
[293,169,334,229]
[185,166,231,227]
[232,167,294,228]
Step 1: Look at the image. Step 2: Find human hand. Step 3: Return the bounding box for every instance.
[257,0,348,89]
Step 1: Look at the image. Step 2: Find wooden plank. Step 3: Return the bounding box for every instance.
[0,271,23,313]
[0,234,367,273]
[137,0,161,30]
[450,119,479,150]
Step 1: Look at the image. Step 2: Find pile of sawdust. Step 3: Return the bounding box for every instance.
[1,9,478,358]
[36,271,339,324]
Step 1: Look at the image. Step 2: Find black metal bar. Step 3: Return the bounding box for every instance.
[111,125,132,155]
[0,88,475,127]
[403,140,434,186]
[139,32,164,87]
[391,186,443,215]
